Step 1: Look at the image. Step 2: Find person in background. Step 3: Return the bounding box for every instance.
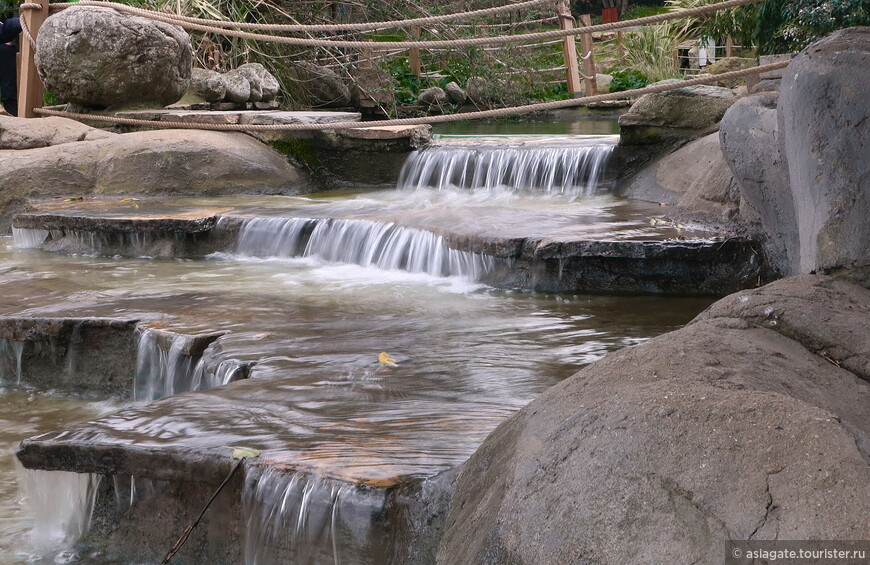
[0,1,20,116]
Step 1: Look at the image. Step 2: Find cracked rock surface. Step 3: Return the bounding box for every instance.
[437,275,870,565]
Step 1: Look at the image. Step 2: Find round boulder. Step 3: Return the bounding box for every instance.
[290,61,351,108]
[36,6,192,109]
[619,83,736,149]
[418,86,448,108]
[189,68,226,102]
[222,69,251,104]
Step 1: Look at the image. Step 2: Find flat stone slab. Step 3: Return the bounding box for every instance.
[337,124,429,140]
[13,195,764,294]
[113,109,362,126]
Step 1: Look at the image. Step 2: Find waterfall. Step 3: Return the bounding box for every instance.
[234,217,495,280]
[396,142,614,196]
[0,338,26,384]
[243,467,389,565]
[17,467,102,550]
[11,227,49,248]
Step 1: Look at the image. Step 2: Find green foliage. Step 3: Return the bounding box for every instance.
[608,70,649,92]
[43,91,64,106]
[622,5,670,21]
[665,0,757,46]
[617,24,683,82]
[756,0,870,54]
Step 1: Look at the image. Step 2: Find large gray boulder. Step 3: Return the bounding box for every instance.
[779,27,870,284]
[437,275,870,565]
[221,69,251,104]
[36,6,192,109]
[290,62,351,108]
[619,83,737,149]
[0,117,305,229]
[720,92,797,275]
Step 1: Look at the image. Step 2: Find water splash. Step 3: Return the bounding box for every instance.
[235,217,495,280]
[396,143,614,196]
[243,467,389,565]
[11,228,49,249]
[17,467,102,550]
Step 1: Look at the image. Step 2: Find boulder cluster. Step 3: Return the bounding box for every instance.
[189,64,280,105]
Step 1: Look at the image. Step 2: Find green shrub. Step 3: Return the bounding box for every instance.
[609,70,650,92]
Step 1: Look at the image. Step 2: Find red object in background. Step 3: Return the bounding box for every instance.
[602,7,619,23]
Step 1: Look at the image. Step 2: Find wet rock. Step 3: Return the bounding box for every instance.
[290,61,352,108]
[619,132,742,223]
[35,6,192,109]
[443,81,467,105]
[778,27,870,285]
[438,275,870,564]
[236,62,280,102]
[0,317,139,395]
[222,69,252,103]
[189,68,226,102]
[418,86,449,108]
[0,114,113,149]
[0,118,306,229]
[618,83,737,151]
[720,92,796,275]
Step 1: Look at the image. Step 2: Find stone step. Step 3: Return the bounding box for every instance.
[12,196,765,295]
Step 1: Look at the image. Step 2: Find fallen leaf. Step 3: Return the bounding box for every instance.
[378,352,398,366]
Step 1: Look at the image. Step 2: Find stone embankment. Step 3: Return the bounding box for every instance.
[438,28,870,563]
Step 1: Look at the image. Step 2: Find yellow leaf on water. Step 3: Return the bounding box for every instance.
[378,352,398,366]
[121,198,140,202]
[222,446,260,459]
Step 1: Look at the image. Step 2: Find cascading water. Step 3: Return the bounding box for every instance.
[134,329,242,401]
[233,217,495,280]
[11,228,49,249]
[0,338,25,384]
[243,467,389,565]
[17,467,101,550]
[396,140,614,196]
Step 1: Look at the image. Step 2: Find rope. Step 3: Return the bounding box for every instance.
[54,0,556,32]
[33,61,789,131]
[18,4,40,49]
[47,0,764,49]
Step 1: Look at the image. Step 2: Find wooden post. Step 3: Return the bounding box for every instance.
[578,14,597,96]
[617,31,625,64]
[725,37,733,58]
[18,0,48,118]
[557,0,582,97]
[409,26,421,78]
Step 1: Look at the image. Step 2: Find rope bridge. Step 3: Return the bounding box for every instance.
[18,0,782,128]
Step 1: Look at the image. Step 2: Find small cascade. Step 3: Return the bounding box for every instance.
[397,142,614,196]
[134,329,243,401]
[235,217,495,280]
[17,467,101,550]
[11,227,49,248]
[0,338,26,384]
[243,467,389,565]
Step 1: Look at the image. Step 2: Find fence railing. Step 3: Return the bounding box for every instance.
[18,0,773,123]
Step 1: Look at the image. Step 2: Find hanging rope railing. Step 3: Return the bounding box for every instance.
[37,0,765,49]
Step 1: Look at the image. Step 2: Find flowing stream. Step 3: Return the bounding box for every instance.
[1,132,717,564]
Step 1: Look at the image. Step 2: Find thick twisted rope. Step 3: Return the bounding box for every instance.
[45,0,763,49]
[33,61,789,131]
[51,0,555,32]
[18,2,42,49]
